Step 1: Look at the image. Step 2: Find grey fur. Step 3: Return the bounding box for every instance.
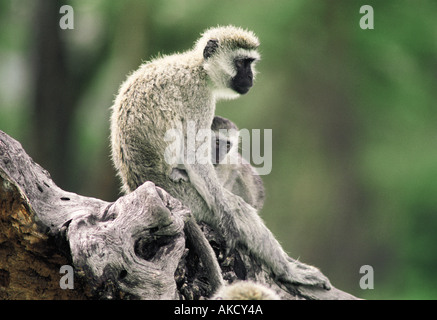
[212,281,280,300]
[212,116,265,210]
[110,25,331,290]
[173,115,265,209]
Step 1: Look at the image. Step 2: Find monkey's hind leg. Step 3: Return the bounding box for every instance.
[285,257,331,290]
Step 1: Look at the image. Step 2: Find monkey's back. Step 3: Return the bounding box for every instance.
[110,51,214,194]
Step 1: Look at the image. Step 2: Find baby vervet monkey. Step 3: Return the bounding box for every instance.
[172,116,264,210]
[211,116,265,211]
[110,25,331,290]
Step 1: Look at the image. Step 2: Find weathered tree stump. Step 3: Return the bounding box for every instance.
[0,130,358,300]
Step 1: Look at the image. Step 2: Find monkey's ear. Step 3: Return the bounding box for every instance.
[203,39,219,59]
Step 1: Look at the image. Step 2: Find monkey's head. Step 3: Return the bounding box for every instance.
[211,116,239,165]
[196,26,260,99]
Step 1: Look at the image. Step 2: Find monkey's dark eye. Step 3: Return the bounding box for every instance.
[235,59,244,69]
[235,58,255,69]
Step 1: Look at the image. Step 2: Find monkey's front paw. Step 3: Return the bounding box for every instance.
[284,262,332,290]
[170,168,189,183]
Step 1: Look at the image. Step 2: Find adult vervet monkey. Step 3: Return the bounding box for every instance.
[110,25,331,290]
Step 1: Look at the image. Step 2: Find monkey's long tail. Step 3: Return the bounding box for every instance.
[184,219,224,293]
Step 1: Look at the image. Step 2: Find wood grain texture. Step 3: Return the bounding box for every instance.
[0,130,358,300]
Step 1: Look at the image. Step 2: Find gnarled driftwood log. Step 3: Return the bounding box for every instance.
[0,130,358,300]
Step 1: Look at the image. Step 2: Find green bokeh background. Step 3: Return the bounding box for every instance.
[1,0,436,299]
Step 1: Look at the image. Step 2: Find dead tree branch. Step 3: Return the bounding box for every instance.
[0,130,358,300]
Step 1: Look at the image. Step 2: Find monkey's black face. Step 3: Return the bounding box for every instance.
[231,58,255,94]
[213,138,232,165]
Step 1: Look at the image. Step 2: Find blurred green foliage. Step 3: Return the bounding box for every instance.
[0,0,436,299]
